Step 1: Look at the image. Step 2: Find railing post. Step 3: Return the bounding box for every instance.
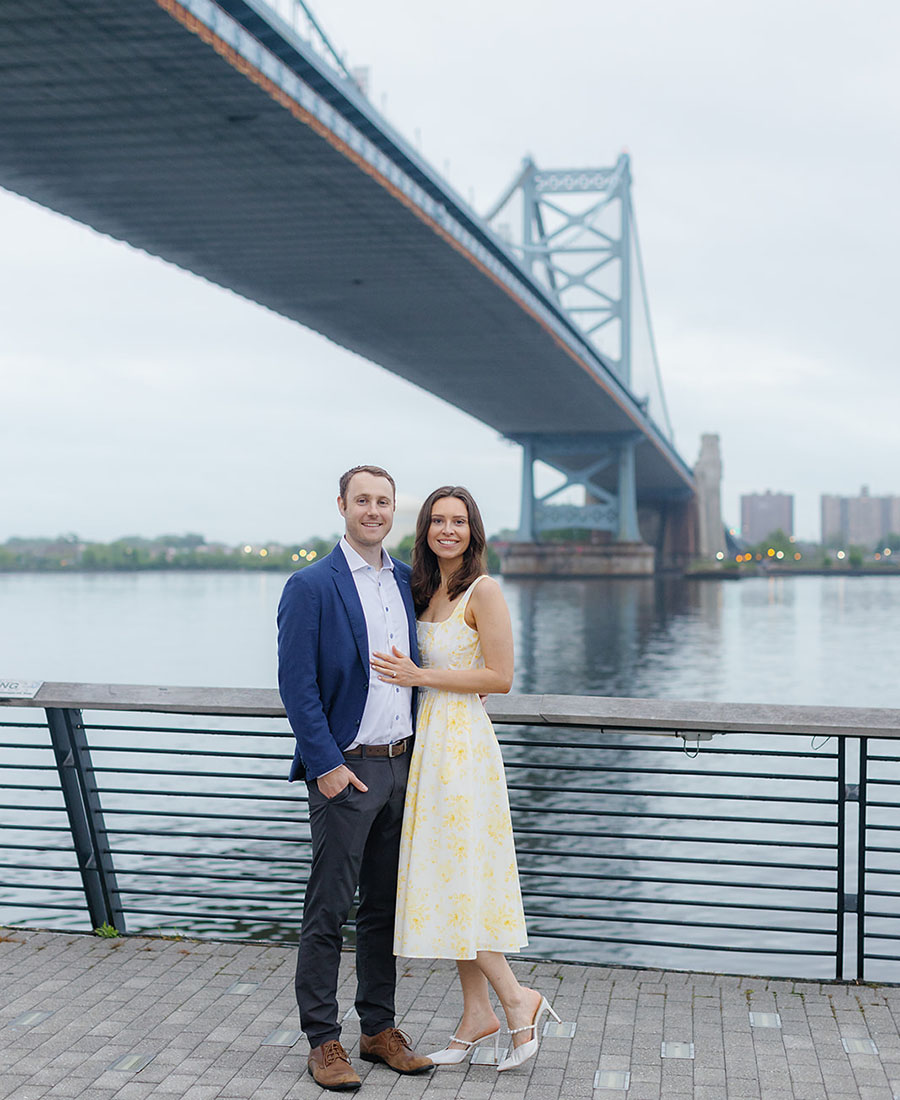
[835,739,846,980]
[857,737,869,981]
[45,707,125,932]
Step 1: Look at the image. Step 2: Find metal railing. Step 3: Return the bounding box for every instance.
[257,0,357,85]
[2,684,899,982]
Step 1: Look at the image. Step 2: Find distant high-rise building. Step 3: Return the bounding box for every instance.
[820,486,900,547]
[820,495,844,545]
[740,491,794,545]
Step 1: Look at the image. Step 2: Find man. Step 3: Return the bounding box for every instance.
[277,465,433,1092]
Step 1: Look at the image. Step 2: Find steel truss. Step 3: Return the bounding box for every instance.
[515,433,641,542]
[489,155,637,386]
[488,155,674,542]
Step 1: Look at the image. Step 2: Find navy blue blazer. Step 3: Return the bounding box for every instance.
[277,543,419,781]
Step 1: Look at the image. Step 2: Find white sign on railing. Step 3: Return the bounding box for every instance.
[0,679,43,699]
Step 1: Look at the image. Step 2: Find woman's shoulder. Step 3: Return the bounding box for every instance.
[463,574,508,631]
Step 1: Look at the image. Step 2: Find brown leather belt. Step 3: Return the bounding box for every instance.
[344,737,411,759]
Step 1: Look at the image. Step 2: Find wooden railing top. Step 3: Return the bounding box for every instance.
[1,681,899,738]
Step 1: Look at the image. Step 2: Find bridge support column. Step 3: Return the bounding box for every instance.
[617,437,640,542]
[517,438,537,542]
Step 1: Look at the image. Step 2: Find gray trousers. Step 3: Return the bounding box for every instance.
[296,752,409,1047]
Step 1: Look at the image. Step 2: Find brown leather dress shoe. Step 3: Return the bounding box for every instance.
[359,1027,433,1075]
[307,1040,362,1091]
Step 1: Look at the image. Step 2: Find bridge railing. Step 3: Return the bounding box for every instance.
[255,0,360,88]
[2,685,898,982]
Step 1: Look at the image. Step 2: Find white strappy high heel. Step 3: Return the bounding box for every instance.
[428,1027,501,1065]
[496,996,560,1072]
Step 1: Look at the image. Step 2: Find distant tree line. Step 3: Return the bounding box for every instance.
[0,532,502,573]
[0,534,335,572]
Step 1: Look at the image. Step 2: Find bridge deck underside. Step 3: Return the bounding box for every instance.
[0,0,692,499]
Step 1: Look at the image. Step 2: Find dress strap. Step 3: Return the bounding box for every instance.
[455,574,489,615]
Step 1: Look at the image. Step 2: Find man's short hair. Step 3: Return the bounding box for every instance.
[339,465,396,502]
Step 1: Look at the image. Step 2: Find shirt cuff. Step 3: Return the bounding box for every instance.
[313,762,344,781]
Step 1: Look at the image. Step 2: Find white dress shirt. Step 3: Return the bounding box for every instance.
[340,536,414,750]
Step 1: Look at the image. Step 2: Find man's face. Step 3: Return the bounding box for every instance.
[338,472,395,550]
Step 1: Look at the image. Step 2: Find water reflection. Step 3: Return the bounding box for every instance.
[508,577,723,697]
[502,575,900,708]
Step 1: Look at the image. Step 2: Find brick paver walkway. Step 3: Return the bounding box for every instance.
[2,929,899,1099]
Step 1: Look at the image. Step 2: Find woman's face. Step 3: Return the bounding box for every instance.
[426,496,471,565]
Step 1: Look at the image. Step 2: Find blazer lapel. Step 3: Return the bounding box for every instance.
[393,565,420,663]
[331,548,370,672]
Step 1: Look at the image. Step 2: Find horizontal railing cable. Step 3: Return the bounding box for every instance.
[516,866,837,892]
[498,736,839,759]
[508,804,836,826]
[522,928,837,956]
[507,782,835,803]
[519,887,835,914]
[93,788,300,802]
[504,761,836,781]
[514,847,835,871]
[82,722,293,737]
[90,746,292,761]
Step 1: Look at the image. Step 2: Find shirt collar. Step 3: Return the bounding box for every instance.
[340,536,394,574]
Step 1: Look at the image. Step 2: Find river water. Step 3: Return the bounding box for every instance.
[3,570,899,706]
[2,571,899,978]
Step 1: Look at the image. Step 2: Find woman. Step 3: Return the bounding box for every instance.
[371,486,557,1072]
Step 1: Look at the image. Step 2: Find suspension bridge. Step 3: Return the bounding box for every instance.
[0,0,723,571]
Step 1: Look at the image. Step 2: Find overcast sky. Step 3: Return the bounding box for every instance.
[2,0,898,545]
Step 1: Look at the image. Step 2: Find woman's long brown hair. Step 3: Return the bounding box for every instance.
[410,486,487,615]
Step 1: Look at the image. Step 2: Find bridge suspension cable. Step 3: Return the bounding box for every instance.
[629,198,674,443]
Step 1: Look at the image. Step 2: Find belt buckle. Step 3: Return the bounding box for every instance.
[388,739,403,758]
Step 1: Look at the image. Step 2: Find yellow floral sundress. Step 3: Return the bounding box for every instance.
[394,575,528,960]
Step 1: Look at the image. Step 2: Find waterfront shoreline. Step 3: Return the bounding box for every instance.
[689,565,900,580]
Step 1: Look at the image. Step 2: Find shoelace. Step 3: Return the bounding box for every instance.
[322,1040,351,1066]
[384,1028,412,1051]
